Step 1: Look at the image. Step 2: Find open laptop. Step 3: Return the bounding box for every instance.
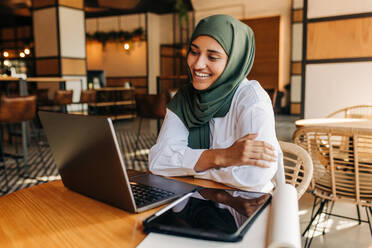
[38,111,198,213]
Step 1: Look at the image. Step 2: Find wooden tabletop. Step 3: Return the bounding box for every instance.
[0,175,237,248]
[0,77,82,82]
[26,77,82,82]
[295,118,372,131]
[0,76,20,81]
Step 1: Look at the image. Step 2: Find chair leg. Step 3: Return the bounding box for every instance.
[302,197,322,236]
[132,117,143,166]
[303,199,328,248]
[356,205,362,225]
[366,207,372,236]
[21,121,30,177]
[0,129,10,195]
[29,122,49,182]
[322,201,335,235]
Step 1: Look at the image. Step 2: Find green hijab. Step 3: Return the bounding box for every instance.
[167,15,255,149]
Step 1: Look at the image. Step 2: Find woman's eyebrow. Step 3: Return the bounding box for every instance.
[191,43,224,55]
[190,43,199,49]
[207,49,223,55]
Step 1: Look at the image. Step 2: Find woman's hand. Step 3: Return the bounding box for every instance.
[194,133,277,172]
[222,133,277,168]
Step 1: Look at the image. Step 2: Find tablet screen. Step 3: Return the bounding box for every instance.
[143,188,271,242]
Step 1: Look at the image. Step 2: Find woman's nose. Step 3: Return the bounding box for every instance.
[194,55,207,69]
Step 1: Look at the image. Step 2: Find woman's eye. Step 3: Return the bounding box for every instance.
[208,56,219,61]
[190,50,198,55]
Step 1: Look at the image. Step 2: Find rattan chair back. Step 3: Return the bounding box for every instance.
[327,105,372,119]
[279,141,313,199]
[293,126,372,207]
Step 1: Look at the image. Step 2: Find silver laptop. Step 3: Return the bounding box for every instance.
[38,111,197,213]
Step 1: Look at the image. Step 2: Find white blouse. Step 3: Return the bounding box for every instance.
[149,79,282,192]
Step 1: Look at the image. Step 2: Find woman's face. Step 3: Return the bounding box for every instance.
[187,35,228,90]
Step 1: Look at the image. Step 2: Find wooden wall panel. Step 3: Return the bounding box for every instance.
[61,58,86,75]
[291,62,302,75]
[292,9,303,23]
[1,28,15,40]
[307,17,372,60]
[248,59,278,89]
[59,0,83,9]
[242,16,279,90]
[16,26,31,39]
[290,103,301,114]
[36,59,60,75]
[32,0,56,9]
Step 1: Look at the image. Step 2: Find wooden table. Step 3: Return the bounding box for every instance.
[27,77,83,90]
[0,175,271,248]
[295,118,372,131]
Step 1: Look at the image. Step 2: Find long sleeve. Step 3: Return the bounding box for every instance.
[148,109,206,176]
[201,98,279,192]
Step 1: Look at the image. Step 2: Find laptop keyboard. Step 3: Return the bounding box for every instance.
[130,182,175,208]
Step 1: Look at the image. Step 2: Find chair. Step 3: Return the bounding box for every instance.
[132,93,169,165]
[279,141,313,199]
[37,90,73,113]
[54,90,73,113]
[79,90,96,114]
[264,88,278,108]
[0,95,46,191]
[327,105,372,119]
[293,126,372,247]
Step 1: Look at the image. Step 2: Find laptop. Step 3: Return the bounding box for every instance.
[38,111,198,213]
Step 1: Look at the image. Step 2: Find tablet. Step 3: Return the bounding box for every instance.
[143,187,271,242]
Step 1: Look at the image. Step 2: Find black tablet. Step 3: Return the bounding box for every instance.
[143,187,271,242]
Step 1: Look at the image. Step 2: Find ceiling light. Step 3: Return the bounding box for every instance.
[123,42,130,51]
[24,48,30,55]
[20,52,25,58]
[3,51,9,57]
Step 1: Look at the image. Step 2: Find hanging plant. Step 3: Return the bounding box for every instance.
[86,27,145,48]
[175,0,189,27]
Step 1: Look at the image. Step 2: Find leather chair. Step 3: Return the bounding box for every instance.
[132,93,169,165]
[0,95,45,192]
[54,90,73,113]
[79,90,96,114]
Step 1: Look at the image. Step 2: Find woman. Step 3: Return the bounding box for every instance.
[149,15,281,192]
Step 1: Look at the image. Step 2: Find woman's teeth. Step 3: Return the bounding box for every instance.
[194,71,210,78]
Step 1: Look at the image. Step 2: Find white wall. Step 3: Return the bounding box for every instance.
[308,0,372,18]
[304,0,372,118]
[147,13,160,94]
[305,62,372,118]
[59,6,86,58]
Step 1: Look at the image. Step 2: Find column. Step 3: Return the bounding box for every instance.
[32,0,87,110]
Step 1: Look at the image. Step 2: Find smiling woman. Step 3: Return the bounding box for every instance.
[148,15,282,192]
[187,36,228,90]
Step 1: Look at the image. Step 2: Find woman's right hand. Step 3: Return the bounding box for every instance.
[222,133,277,168]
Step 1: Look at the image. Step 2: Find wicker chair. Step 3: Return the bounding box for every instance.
[293,126,372,247]
[327,105,372,119]
[279,141,313,199]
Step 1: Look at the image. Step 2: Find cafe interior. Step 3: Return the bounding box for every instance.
[0,0,372,247]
